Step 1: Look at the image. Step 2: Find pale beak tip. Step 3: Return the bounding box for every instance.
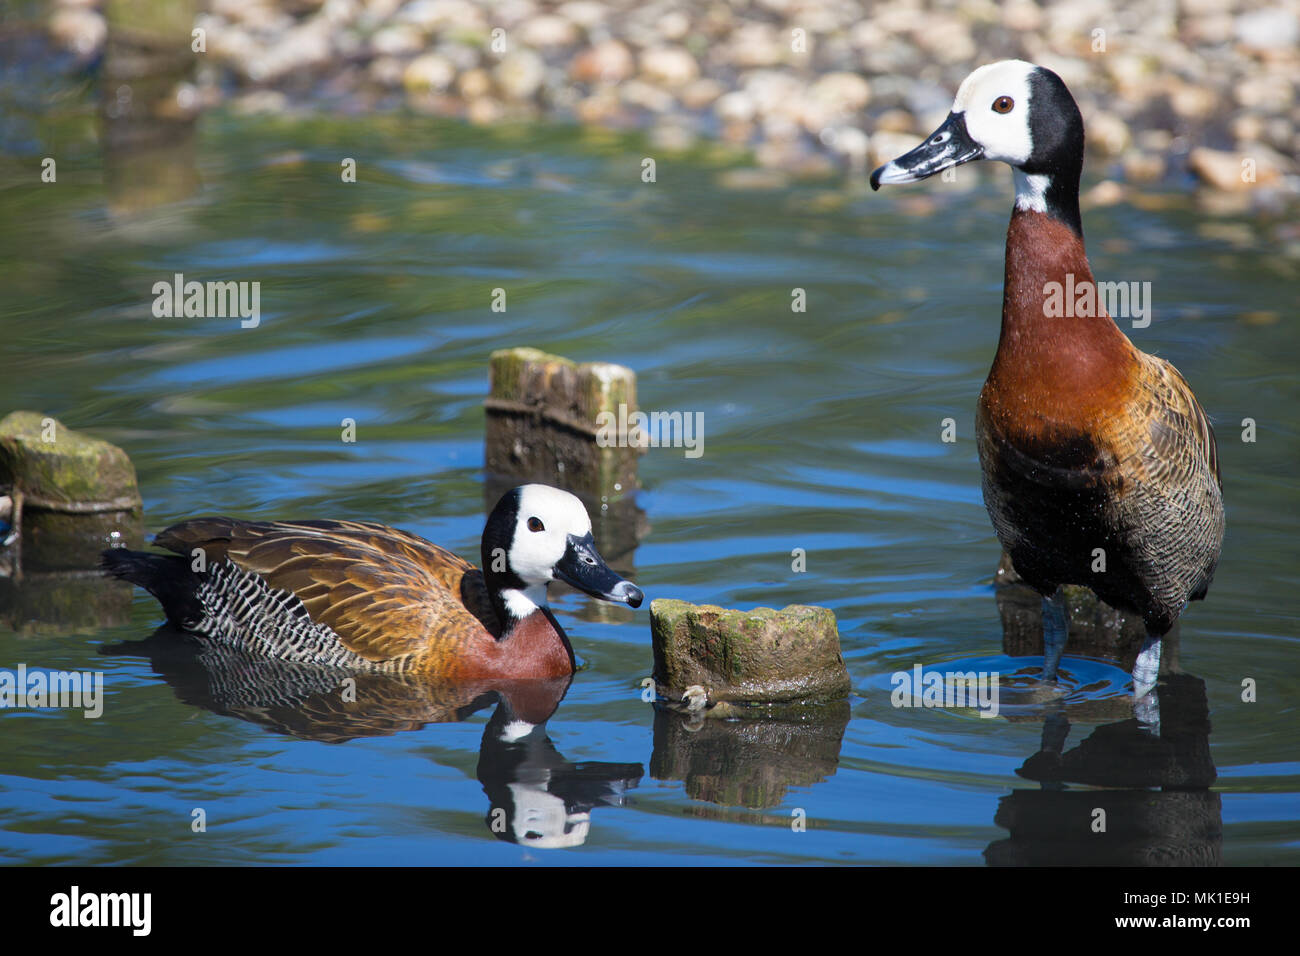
[616,581,644,609]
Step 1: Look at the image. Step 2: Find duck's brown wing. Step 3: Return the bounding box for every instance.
[1132,354,1221,492]
[154,518,500,663]
[1105,353,1225,612]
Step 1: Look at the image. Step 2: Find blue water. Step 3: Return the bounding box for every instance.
[1,110,1296,864]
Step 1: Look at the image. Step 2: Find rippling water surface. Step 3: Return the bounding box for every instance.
[2,111,1296,865]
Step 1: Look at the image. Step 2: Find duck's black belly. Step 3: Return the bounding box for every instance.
[975,413,1201,636]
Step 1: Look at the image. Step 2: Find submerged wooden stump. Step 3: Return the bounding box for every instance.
[651,598,851,712]
[994,551,1179,675]
[0,411,143,572]
[484,347,642,501]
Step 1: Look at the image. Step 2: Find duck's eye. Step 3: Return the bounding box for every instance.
[527,517,545,532]
[992,96,1014,114]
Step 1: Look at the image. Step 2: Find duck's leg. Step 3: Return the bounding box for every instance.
[1041,587,1068,683]
[1132,632,1162,734]
[1040,706,1070,756]
[1132,633,1161,696]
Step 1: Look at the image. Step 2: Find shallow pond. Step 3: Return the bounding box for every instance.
[2,108,1296,864]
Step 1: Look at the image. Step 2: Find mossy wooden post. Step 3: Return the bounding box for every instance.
[648,598,851,806]
[650,598,851,714]
[0,411,143,573]
[994,552,1179,676]
[485,347,642,501]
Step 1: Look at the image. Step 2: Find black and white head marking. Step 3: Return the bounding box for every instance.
[482,484,643,630]
[871,59,1085,235]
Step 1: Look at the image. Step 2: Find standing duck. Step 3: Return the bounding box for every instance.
[870,60,1224,698]
[102,484,643,680]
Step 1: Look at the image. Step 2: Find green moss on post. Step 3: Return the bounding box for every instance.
[484,347,642,500]
[0,411,143,571]
[650,598,851,710]
[0,412,140,512]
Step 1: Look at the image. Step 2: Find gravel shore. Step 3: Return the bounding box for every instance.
[48,0,1300,200]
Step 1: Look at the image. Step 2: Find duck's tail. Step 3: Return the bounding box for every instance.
[101,548,204,629]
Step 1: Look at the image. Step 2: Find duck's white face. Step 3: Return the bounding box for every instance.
[951,59,1037,166]
[507,484,592,586]
[870,59,1085,226]
[490,484,643,621]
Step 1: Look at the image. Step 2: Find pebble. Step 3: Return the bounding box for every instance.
[713,90,756,124]
[1087,112,1131,156]
[1122,151,1167,182]
[457,67,492,99]
[658,10,691,42]
[1167,80,1219,120]
[915,20,976,64]
[1235,7,1300,52]
[519,14,579,48]
[466,96,504,125]
[570,39,634,84]
[1234,75,1293,112]
[404,53,456,92]
[368,55,406,88]
[1189,146,1280,190]
[494,49,546,100]
[639,46,699,87]
[558,1,607,29]
[726,22,787,69]
[620,79,675,114]
[1083,180,1126,207]
[369,23,424,57]
[575,90,623,125]
[822,125,870,172]
[1001,0,1044,31]
[398,0,484,31]
[679,78,723,110]
[808,72,872,114]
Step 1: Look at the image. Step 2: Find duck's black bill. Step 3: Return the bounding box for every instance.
[555,532,644,608]
[870,112,983,190]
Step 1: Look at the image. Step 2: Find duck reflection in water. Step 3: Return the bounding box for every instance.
[987,672,1220,866]
[478,703,641,849]
[100,626,642,848]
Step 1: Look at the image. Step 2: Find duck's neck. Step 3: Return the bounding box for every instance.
[989,207,1135,406]
[494,606,575,677]
[482,580,573,672]
[1013,168,1082,238]
[493,584,548,636]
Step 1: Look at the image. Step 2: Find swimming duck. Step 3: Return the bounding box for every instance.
[102,484,644,680]
[870,60,1224,697]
